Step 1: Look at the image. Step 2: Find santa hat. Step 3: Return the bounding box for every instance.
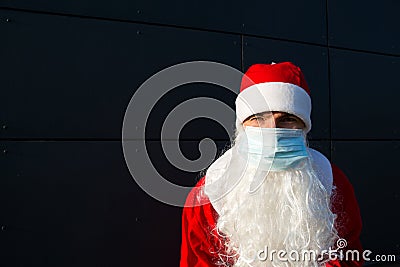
[235,62,312,133]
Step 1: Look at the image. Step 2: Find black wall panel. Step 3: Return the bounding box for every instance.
[0,1,326,44]
[242,0,326,44]
[0,0,242,34]
[243,37,330,139]
[2,1,400,266]
[332,141,400,254]
[144,83,238,141]
[330,49,400,139]
[309,140,331,160]
[0,140,229,266]
[0,9,240,140]
[1,141,134,266]
[328,1,400,55]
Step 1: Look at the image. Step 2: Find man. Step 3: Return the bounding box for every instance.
[180,62,363,267]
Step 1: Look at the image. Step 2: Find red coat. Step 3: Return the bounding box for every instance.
[180,164,363,267]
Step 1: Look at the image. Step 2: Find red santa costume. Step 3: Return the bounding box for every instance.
[180,62,363,267]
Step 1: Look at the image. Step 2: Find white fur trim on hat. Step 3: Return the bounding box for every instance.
[235,82,312,132]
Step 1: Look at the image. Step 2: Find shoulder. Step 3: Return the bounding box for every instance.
[329,164,363,250]
[180,177,225,266]
[330,163,358,214]
[183,176,208,210]
[183,176,218,227]
[308,148,357,197]
[330,163,354,190]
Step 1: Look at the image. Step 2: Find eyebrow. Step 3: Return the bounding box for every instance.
[245,112,272,120]
[274,113,296,119]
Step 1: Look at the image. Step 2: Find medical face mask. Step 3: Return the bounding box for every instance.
[237,126,308,171]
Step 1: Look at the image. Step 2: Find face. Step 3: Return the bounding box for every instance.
[242,111,305,129]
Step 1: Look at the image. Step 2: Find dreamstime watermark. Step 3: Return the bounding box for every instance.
[122,61,271,207]
[251,238,397,264]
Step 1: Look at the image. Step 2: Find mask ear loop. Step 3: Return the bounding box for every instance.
[248,168,270,194]
[241,137,267,195]
[247,127,276,194]
[303,130,309,148]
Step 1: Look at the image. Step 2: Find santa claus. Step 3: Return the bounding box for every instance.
[180,62,363,267]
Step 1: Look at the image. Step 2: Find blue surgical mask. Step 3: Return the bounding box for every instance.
[237,126,308,171]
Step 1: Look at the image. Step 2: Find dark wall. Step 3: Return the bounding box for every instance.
[1,1,399,266]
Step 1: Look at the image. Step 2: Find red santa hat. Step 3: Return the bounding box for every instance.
[235,62,312,133]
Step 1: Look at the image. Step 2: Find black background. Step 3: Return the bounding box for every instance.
[1,1,399,266]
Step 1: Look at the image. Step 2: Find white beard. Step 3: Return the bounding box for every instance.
[209,131,339,267]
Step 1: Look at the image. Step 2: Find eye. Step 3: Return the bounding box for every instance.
[280,116,299,123]
[254,116,266,121]
[249,116,264,121]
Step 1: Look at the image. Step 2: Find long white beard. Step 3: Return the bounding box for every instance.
[213,133,339,267]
